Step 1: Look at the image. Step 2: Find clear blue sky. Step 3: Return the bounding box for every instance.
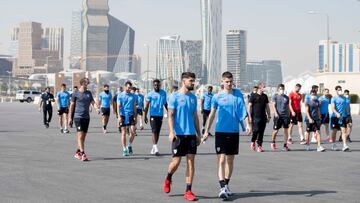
[1,0,360,77]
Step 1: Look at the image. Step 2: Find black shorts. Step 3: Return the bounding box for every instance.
[172,135,197,157]
[74,118,90,133]
[101,107,110,116]
[57,107,69,115]
[215,132,239,155]
[273,116,290,130]
[320,114,330,124]
[290,112,303,125]
[306,120,321,132]
[150,116,163,134]
[345,115,352,124]
[331,117,348,130]
[119,115,136,128]
[137,109,143,116]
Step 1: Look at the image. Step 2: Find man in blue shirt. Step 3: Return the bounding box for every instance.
[304,89,325,152]
[117,81,138,156]
[135,88,145,130]
[163,72,200,201]
[68,78,98,161]
[144,79,168,155]
[203,71,250,200]
[200,85,213,136]
[56,83,70,133]
[319,88,331,141]
[97,84,113,134]
[330,85,350,152]
[343,89,352,142]
[271,84,291,151]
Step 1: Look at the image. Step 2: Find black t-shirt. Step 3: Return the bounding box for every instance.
[249,93,269,120]
[41,93,54,109]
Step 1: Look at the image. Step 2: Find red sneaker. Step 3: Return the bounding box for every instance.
[257,146,264,152]
[81,153,89,161]
[74,152,82,160]
[300,140,307,145]
[184,190,197,201]
[271,143,277,150]
[250,142,256,151]
[163,179,171,193]
[287,138,293,145]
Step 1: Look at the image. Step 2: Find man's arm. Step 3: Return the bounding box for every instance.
[68,101,74,124]
[305,103,313,123]
[144,101,150,123]
[168,109,176,141]
[133,100,138,122]
[289,99,295,116]
[200,98,204,113]
[203,108,217,141]
[331,103,340,118]
[247,102,253,123]
[266,103,271,121]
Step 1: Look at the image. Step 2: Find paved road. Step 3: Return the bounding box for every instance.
[0,103,359,203]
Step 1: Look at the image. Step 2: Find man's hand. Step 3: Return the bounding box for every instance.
[291,111,296,117]
[274,112,279,118]
[202,130,209,142]
[336,112,341,118]
[196,135,201,146]
[144,116,148,124]
[309,118,314,124]
[200,109,204,114]
[118,116,123,124]
[246,124,252,136]
[96,108,100,114]
[267,116,271,123]
[169,131,176,142]
[68,117,72,126]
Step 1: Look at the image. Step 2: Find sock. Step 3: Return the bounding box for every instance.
[219,180,226,188]
[123,146,127,150]
[76,149,80,153]
[166,173,173,181]
[128,143,132,147]
[283,143,287,147]
[225,178,230,185]
[103,125,106,130]
[272,140,275,144]
[186,184,192,192]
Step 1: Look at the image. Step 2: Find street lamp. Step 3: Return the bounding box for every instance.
[6,71,11,96]
[144,44,150,93]
[45,56,52,87]
[308,10,330,72]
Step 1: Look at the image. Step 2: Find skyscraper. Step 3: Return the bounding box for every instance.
[319,40,360,73]
[246,60,283,88]
[70,10,83,69]
[201,0,222,85]
[82,0,109,72]
[42,27,64,64]
[226,30,246,89]
[183,40,203,81]
[8,27,19,57]
[156,35,185,82]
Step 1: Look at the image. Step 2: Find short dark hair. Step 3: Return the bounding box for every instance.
[181,72,196,80]
[335,85,342,91]
[125,81,132,87]
[344,89,350,94]
[295,83,302,88]
[131,86,137,91]
[311,85,319,90]
[80,78,87,86]
[310,89,317,94]
[73,86,78,89]
[253,86,258,89]
[278,84,285,89]
[208,86,213,90]
[324,88,329,92]
[222,71,233,79]
[61,83,66,87]
[104,84,109,88]
[153,79,160,84]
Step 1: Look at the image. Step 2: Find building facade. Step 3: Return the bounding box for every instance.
[319,40,360,73]
[183,40,204,82]
[156,35,185,82]
[8,27,19,57]
[246,60,283,89]
[201,0,222,85]
[226,30,246,89]
[70,10,83,69]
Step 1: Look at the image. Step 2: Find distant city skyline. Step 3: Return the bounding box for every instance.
[1,0,360,78]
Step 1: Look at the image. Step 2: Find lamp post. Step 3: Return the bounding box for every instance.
[6,71,11,96]
[144,44,150,93]
[308,11,330,72]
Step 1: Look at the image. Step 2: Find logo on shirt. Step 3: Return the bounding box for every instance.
[173,149,177,154]
[190,99,195,104]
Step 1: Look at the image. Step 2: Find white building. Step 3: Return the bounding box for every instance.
[201,0,222,85]
[156,35,185,82]
[319,40,360,73]
[226,30,246,89]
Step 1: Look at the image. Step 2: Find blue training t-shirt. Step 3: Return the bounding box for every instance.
[136,93,145,110]
[201,92,213,111]
[99,92,112,108]
[211,89,247,133]
[319,95,330,115]
[331,95,347,118]
[146,89,167,117]
[168,91,197,136]
[57,91,70,108]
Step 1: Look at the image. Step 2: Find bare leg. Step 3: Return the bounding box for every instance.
[186,155,195,185]
[218,154,226,181]
[121,127,127,148]
[225,155,234,180]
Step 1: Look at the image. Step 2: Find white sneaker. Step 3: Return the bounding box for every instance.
[150,146,155,155]
[317,145,325,152]
[305,145,311,151]
[224,185,233,196]
[342,145,350,152]
[331,143,337,151]
[154,145,160,156]
[218,187,228,199]
[311,135,317,143]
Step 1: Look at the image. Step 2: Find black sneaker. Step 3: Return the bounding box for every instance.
[60,129,64,133]
[45,123,49,128]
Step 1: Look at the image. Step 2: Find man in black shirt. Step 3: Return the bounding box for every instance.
[247,83,271,152]
[39,87,55,128]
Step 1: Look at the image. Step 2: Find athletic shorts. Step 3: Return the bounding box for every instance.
[57,107,69,115]
[320,114,330,124]
[137,109,143,116]
[150,116,163,134]
[290,112,303,125]
[172,135,197,157]
[345,115,352,124]
[74,118,90,133]
[119,115,136,128]
[215,132,240,155]
[331,117,348,130]
[273,116,290,130]
[101,107,110,116]
[306,120,321,132]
